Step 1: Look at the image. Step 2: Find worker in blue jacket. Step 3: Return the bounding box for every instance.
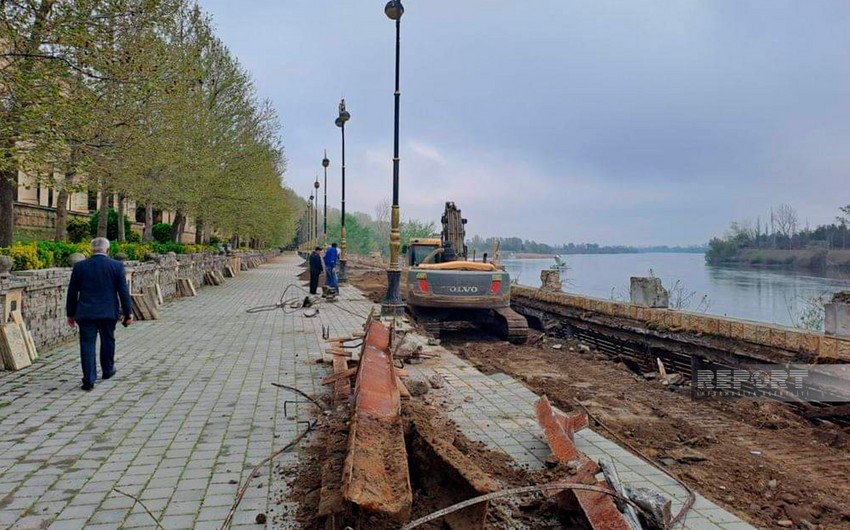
[324,242,339,291]
[65,237,133,391]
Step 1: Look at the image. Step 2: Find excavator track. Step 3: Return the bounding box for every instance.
[492,307,529,344]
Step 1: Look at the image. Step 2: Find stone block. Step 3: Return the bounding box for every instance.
[539,270,562,292]
[838,339,850,361]
[800,332,819,356]
[819,336,839,360]
[629,277,669,308]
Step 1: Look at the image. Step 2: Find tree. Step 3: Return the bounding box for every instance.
[773,204,798,239]
[400,219,437,245]
[374,199,391,255]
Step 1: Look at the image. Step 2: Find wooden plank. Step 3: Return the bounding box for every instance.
[10,311,37,361]
[155,283,164,305]
[142,286,159,308]
[131,294,158,320]
[0,323,32,371]
[322,367,358,386]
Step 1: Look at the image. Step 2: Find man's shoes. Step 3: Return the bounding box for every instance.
[81,384,94,392]
[102,370,116,380]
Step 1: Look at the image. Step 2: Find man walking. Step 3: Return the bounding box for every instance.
[66,237,133,391]
[324,242,339,293]
[308,246,323,295]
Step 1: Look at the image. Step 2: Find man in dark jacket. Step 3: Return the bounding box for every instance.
[308,246,323,295]
[66,237,134,391]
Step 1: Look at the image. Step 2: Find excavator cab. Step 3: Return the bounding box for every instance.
[406,238,441,266]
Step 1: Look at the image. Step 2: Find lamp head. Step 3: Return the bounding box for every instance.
[336,98,350,126]
[322,156,330,168]
[314,178,320,190]
[385,0,404,20]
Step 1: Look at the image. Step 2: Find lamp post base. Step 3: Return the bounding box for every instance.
[381,269,405,317]
[338,259,348,283]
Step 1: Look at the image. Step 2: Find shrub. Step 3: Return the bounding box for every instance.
[126,230,142,243]
[66,217,90,243]
[0,241,214,270]
[152,223,172,243]
[0,242,45,271]
[36,241,90,267]
[89,209,132,241]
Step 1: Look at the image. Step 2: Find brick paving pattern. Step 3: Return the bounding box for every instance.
[1,255,755,530]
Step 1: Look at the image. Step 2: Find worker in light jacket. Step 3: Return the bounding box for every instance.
[65,237,134,391]
[323,242,339,292]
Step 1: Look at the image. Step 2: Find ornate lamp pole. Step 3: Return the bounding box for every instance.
[322,151,330,246]
[313,177,320,245]
[382,0,405,317]
[335,99,351,282]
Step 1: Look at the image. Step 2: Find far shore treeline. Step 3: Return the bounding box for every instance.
[706,204,850,270]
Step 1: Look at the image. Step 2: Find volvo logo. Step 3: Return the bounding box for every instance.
[448,286,479,293]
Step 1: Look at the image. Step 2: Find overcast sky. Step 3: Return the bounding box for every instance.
[197,1,850,246]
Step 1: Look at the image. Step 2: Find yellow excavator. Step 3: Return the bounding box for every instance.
[405,202,528,343]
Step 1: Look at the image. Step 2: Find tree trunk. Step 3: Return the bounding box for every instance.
[54,188,70,242]
[97,185,110,238]
[171,210,185,243]
[116,193,126,241]
[194,218,204,244]
[0,168,17,247]
[143,202,153,242]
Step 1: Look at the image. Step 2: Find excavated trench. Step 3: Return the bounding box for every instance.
[291,397,585,530]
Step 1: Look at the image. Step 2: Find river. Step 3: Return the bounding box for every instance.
[501,253,850,328]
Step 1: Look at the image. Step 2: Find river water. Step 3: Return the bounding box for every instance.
[501,254,850,328]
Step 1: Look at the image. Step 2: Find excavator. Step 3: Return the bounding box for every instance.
[405,202,528,344]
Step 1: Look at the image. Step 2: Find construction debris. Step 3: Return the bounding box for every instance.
[534,395,636,530]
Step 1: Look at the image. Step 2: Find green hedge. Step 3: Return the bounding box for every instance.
[0,241,218,271]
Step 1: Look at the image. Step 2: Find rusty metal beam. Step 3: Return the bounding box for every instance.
[535,396,632,530]
[341,320,412,522]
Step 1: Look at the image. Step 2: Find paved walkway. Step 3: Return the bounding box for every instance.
[0,255,757,530]
[0,255,369,530]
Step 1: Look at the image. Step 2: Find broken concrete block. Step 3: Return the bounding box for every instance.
[825,298,850,338]
[630,277,669,308]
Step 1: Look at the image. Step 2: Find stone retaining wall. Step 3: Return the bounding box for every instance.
[511,285,850,362]
[0,250,277,354]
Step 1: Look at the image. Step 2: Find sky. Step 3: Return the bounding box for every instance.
[197,0,850,246]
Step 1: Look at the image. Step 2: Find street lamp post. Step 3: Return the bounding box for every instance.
[382,0,405,317]
[335,99,351,282]
[313,177,320,246]
[308,192,315,248]
[322,151,330,246]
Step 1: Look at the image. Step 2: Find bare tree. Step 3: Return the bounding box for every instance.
[374,198,391,256]
[773,204,798,238]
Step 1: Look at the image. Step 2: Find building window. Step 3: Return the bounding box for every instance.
[87,190,97,212]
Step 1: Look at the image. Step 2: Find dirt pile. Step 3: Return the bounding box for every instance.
[447,330,850,529]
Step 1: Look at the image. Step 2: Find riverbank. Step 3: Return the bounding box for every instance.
[707,248,850,272]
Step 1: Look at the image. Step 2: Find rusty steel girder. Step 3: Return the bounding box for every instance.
[535,396,632,530]
[341,320,412,522]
